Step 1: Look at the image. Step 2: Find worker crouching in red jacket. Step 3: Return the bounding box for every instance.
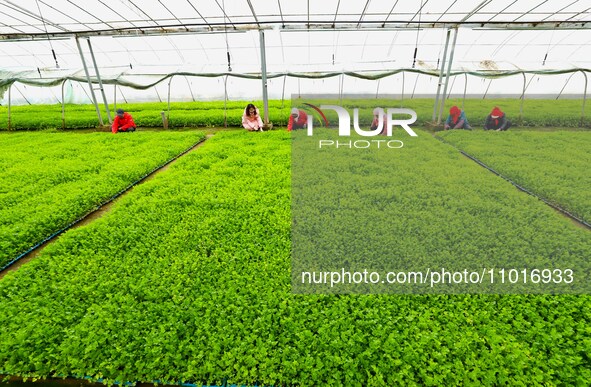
[112,108,136,133]
[287,108,308,131]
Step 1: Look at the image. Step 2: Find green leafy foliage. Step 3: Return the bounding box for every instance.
[0,131,205,267]
[0,131,589,386]
[0,98,589,130]
[439,130,591,223]
[0,101,292,130]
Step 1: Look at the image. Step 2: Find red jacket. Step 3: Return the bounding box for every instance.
[112,113,136,133]
[287,110,308,131]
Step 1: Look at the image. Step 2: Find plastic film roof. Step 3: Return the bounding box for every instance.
[0,0,590,101]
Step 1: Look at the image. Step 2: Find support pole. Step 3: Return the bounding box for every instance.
[375,79,380,99]
[61,80,66,130]
[462,73,468,110]
[401,71,405,107]
[259,29,270,127]
[167,75,173,122]
[185,76,195,102]
[281,74,287,107]
[432,28,452,122]
[75,36,103,126]
[86,38,112,123]
[411,73,420,99]
[7,83,11,130]
[224,75,228,128]
[556,73,576,100]
[520,72,526,125]
[581,70,588,127]
[339,73,344,104]
[438,27,458,124]
[113,84,117,111]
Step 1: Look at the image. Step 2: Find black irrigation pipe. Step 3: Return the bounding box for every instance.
[434,134,591,231]
[0,136,208,274]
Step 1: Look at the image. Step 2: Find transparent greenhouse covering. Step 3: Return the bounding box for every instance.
[1,0,590,104]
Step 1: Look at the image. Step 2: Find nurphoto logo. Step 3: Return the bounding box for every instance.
[301,103,418,149]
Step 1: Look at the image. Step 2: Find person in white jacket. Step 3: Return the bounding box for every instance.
[242,103,263,131]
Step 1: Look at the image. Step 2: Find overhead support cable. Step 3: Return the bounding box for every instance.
[382,0,400,27]
[98,0,139,29]
[127,0,166,32]
[2,0,68,32]
[34,0,59,68]
[157,0,188,31]
[541,0,580,22]
[565,6,591,21]
[487,0,518,22]
[307,0,310,29]
[435,0,458,23]
[332,0,341,28]
[357,0,371,29]
[214,0,237,29]
[410,0,426,68]
[221,0,231,71]
[277,0,285,28]
[39,0,94,30]
[184,0,211,29]
[543,29,555,65]
[513,0,550,22]
[246,0,260,28]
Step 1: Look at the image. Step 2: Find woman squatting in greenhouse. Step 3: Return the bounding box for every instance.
[242,103,264,132]
[444,105,472,130]
[484,106,512,131]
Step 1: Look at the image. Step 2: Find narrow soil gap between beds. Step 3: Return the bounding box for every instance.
[0,134,213,280]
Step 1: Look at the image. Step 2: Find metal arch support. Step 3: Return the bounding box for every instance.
[61,79,66,130]
[520,71,527,124]
[281,74,287,107]
[401,71,405,106]
[438,27,458,124]
[259,29,270,125]
[7,83,11,130]
[433,28,451,122]
[462,73,468,110]
[581,70,588,127]
[75,35,103,126]
[86,37,112,123]
[224,75,228,128]
[86,37,113,124]
[375,78,381,99]
[167,75,173,121]
[432,29,451,122]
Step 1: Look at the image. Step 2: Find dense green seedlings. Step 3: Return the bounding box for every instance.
[0,131,205,267]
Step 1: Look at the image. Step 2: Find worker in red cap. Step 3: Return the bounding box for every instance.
[444,106,472,130]
[112,108,136,134]
[287,108,308,131]
[484,107,511,131]
[370,107,388,135]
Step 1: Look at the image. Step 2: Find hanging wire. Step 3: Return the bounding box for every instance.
[543,29,555,66]
[412,0,424,68]
[436,28,446,68]
[34,0,59,68]
[222,0,232,72]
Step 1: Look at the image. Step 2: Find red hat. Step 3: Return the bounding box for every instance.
[491,107,502,119]
[450,106,460,117]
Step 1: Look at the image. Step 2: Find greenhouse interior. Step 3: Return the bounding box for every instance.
[1,0,590,386]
